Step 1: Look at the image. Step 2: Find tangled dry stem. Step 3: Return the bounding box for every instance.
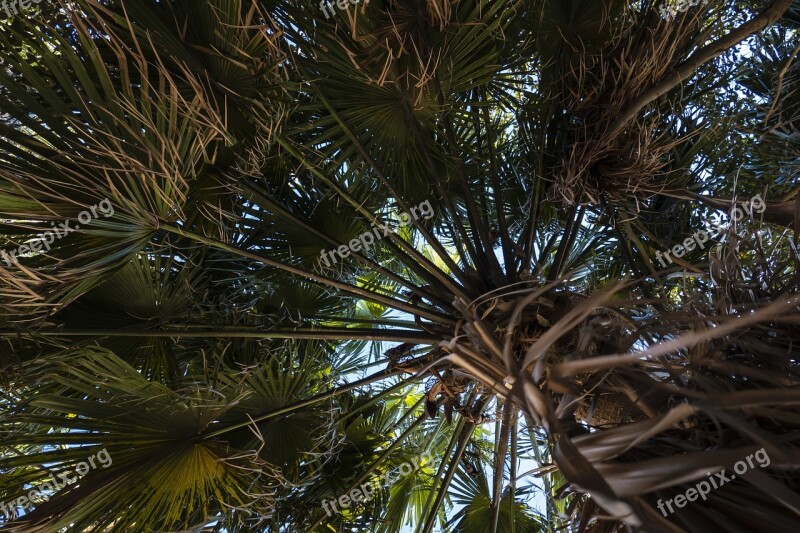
[556,13,709,207]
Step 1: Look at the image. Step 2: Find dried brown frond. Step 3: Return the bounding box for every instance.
[555,12,708,208]
[436,275,800,529]
[426,0,455,31]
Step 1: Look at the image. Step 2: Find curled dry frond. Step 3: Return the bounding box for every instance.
[436,277,800,529]
[556,9,711,207]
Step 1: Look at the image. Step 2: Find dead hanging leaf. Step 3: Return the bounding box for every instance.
[444,400,453,423]
[426,0,453,31]
[425,397,438,419]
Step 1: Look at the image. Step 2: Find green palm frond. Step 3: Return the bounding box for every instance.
[1,348,270,531]
[446,460,543,533]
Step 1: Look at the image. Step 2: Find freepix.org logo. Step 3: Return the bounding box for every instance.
[659,0,709,20]
[319,0,366,20]
[321,450,432,517]
[657,448,770,517]
[654,193,765,268]
[0,448,113,520]
[1,198,114,267]
[1,0,46,20]
[318,199,434,268]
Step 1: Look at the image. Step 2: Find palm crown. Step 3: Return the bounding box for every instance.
[1,0,799,531]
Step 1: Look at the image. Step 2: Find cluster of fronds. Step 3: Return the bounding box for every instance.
[0,1,799,532]
[556,4,717,206]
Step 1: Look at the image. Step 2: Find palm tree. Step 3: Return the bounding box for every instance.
[0,0,798,531]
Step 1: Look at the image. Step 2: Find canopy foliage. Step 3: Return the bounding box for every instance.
[1,0,799,531]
